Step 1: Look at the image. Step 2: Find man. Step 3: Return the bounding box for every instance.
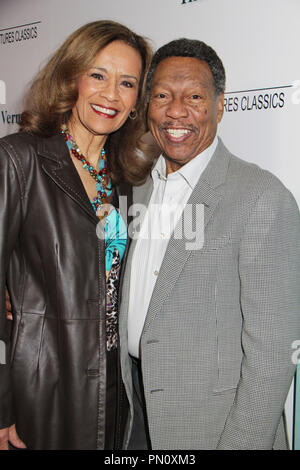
[119,38,300,450]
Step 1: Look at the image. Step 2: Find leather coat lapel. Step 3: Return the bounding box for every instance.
[38,134,101,224]
[142,138,231,333]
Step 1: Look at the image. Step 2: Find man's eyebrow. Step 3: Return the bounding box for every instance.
[150,80,176,89]
[92,67,139,82]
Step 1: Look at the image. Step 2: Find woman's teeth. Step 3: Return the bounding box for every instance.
[91,104,117,116]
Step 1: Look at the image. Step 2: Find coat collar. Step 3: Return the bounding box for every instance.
[131,137,230,240]
[37,133,131,224]
[199,137,231,190]
[133,137,231,202]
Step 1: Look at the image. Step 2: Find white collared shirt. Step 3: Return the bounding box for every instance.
[127,136,218,358]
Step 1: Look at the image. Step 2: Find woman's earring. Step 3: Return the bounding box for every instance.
[129,109,137,120]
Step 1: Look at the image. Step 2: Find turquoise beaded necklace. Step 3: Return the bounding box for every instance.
[61,124,112,213]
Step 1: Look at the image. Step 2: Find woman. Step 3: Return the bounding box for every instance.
[0,20,152,450]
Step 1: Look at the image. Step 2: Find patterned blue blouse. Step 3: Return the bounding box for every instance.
[103,208,127,272]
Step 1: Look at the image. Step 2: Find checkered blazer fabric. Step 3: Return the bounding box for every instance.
[119,138,300,450]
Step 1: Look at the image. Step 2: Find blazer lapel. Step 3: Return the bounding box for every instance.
[119,176,154,327]
[142,138,231,333]
[116,181,133,230]
[38,134,100,224]
[116,181,133,290]
[127,176,154,255]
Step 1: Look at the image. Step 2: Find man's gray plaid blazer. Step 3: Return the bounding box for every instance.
[119,138,300,449]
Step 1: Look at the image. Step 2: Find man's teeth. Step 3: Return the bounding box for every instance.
[91,104,117,116]
[166,128,190,138]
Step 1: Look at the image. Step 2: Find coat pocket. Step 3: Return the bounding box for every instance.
[11,313,45,373]
[212,281,243,394]
[212,386,238,396]
[201,235,234,252]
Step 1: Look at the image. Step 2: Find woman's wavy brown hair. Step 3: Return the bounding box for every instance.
[20,20,154,185]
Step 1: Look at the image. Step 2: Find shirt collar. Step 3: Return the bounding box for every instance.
[151,136,218,190]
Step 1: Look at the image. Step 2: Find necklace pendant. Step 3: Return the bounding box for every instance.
[97,206,110,222]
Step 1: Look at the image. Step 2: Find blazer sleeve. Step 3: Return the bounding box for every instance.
[0,139,23,428]
[217,179,300,449]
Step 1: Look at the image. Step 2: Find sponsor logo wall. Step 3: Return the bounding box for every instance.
[0,21,40,45]
[1,0,299,448]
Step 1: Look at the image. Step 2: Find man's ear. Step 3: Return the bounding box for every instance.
[216,92,224,123]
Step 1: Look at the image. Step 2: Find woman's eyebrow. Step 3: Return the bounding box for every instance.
[92,67,138,82]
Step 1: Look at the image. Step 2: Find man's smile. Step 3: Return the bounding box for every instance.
[164,127,193,142]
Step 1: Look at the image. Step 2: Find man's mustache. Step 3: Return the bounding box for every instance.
[158,122,198,133]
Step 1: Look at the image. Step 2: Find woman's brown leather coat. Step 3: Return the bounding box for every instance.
[0,132,129,449]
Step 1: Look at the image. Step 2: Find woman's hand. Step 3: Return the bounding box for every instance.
[5,289,12,321]
[0,425,27,450]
